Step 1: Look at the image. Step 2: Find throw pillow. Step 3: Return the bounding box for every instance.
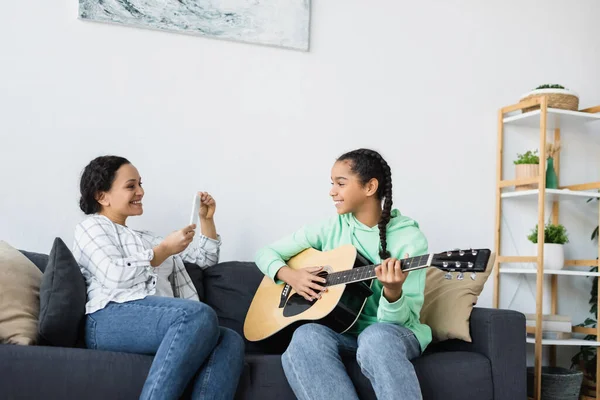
[420,251,495,343]
[0,240,43,345]
[38,237,87,347]
[203,261,293,354]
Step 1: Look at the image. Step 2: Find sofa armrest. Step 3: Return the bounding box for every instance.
[431,307,526,400]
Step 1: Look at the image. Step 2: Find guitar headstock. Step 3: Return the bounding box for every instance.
[431,248,491,280]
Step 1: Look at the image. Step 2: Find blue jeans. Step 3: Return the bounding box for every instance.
[282,323,423,400]
[85,296,245,400]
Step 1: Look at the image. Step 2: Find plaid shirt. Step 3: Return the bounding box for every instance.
[73,215,220,314]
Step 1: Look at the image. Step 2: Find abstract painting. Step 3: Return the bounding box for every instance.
[79,0,311,51]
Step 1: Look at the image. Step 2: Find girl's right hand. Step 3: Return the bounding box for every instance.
[279,266,328,302]
[162,224,196,255]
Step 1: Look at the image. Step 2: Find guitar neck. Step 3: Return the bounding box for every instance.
[325,254,432,287]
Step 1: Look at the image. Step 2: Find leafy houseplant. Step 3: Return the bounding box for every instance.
[514,150,539,191]
[527,222,569,270]
[572,196,600,389]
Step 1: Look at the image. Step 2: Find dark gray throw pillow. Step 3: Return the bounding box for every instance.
[38,237,86,347]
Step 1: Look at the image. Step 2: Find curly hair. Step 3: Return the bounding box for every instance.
[79,156,130,215]
[337,148,393,259]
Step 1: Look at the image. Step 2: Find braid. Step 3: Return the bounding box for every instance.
[337,148,393,260]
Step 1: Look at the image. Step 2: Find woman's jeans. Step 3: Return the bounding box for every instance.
[282,323,423,400]
[85,296,245,400]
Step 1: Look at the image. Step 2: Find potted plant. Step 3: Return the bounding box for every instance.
[571,195,600,396]
[514,150,539,191]
[527,222,569,270]
[520,84,580,113]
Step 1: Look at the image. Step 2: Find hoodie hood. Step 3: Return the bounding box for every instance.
[341,209,421,263]
[342,209,419,233]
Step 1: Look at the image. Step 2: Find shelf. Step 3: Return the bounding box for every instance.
[501,188,600,201]
[526,337,600,346]
[503,108,600,130]
[499,267,600,277]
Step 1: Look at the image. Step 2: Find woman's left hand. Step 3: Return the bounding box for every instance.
[198,191,216,220]
[374,254,409,303]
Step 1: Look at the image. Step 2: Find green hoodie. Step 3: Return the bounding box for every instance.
[254,208,432,353]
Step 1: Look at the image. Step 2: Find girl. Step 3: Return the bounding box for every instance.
[255,148,430,400]
[73,155,244,400]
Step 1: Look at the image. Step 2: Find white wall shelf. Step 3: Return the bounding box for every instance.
[503,108,600,130]
[526,337,600,347]
[501,188,600,201]
[499,267,600,277]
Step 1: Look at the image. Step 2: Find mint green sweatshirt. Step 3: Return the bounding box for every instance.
[254,209,432,353]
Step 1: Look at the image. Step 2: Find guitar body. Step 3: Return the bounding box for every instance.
[244,245,372,342]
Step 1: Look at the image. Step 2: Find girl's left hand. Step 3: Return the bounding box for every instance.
[198,191,216,220]
[374,254,409,303]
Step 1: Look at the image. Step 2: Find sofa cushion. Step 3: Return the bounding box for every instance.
[19,250,49,273]
[38,238,87,347]
[420,252,495,343]
[0,241,43,345]
[203,261,293,354]
[184,262,205,302]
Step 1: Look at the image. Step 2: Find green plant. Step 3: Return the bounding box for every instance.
[513,150,540,165]
[534,84,566,90]
[571,196,599,381]
[527,222,569,244]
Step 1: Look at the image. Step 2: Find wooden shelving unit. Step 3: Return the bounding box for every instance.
[493,97,600,400]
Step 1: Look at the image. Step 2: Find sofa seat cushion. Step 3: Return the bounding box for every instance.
[414,351,493,400]
[0,344,153,400]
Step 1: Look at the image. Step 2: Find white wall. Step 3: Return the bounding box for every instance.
[1,0,600,366]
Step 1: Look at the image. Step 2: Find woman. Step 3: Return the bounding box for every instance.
[255,148,430,400]
[73,155,244,400]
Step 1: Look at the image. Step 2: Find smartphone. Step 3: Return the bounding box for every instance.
[190,193,201,227]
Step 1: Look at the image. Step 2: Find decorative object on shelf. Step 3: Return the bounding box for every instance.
[527,222,569,270]
[514,150,540,191]
[78,0,311,51]
[545,141,561,189]
[526,367,583,400]
[520,84,580,113]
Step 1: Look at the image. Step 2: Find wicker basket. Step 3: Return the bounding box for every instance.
[527,367,583,400]
[520,88,579,113]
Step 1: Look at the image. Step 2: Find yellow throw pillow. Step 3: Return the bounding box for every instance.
[0,241,43,345]
[420,252,495,343]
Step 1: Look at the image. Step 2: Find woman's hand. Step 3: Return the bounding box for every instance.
[163,224,196,254]
[276,266,328,302]
[152,224,196,266]
[198,191,216,220]
[375,254,409,303]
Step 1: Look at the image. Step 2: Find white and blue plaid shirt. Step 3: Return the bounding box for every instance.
[73,215,220,314]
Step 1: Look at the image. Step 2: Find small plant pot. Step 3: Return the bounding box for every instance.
[515,164,539,191]
[520,88,579,113]
[527,366,583,399]
[533,243,565,270]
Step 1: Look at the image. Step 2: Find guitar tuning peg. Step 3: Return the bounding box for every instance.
[468,262,474,268]
[455,261,461,267]
[446,251,452,256]
[444,272,452,280]
[457,272,464,280]
[471,249,477,256]
[459,250,465,256]
[470,272,477,280]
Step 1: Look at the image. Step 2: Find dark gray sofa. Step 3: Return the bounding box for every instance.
[0,250,527,400]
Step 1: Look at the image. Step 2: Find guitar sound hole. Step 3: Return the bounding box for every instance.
[283,294,316,317]
[282,270,328,317]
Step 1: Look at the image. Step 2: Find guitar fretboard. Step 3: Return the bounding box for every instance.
[324,254,430,287]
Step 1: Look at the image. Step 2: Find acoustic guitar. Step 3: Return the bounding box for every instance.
[244,244,491,342]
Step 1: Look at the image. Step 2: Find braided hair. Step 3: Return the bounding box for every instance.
[79,155,130,214]
[337,148,393,259]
